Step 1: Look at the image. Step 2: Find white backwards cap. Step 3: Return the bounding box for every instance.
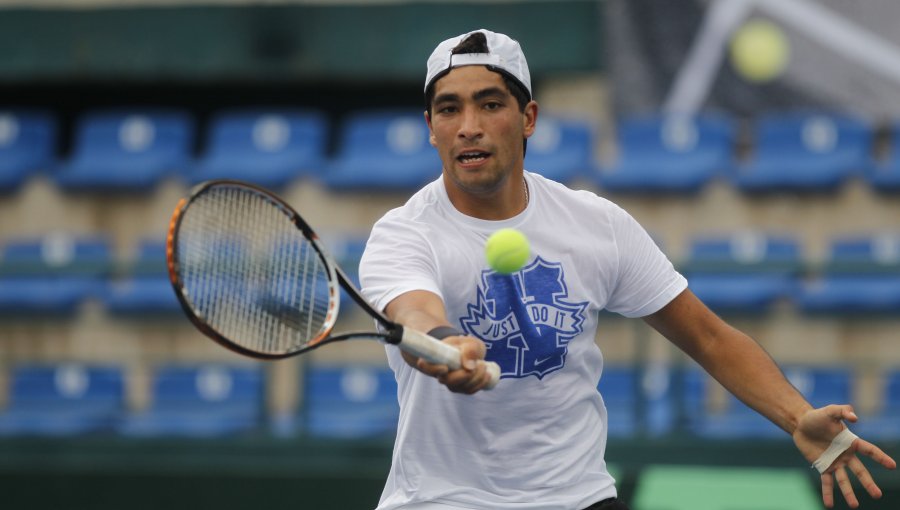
[425,29,532,99]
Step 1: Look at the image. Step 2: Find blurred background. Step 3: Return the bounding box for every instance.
[0,0,899,509]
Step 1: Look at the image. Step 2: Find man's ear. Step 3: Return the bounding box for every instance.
[424,111,437,147]
[523,101,539,139]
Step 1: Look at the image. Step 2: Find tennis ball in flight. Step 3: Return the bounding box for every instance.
[485,228,530,274]
[729,19,790,83]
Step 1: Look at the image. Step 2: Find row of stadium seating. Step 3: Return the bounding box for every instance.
[602,364,900,440]
[1,362,897,441]
[2,231,898,317]
[2,108,900,194]
[0,363,399,438]
[0,233,364,316]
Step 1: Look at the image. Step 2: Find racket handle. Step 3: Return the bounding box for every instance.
[399,327,501,390]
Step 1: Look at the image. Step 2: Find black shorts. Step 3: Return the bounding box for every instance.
[582,497,630,510]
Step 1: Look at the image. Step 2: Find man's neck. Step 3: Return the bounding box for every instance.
[444,173,528,221]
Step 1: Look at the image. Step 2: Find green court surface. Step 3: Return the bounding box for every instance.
[632,465,819,510]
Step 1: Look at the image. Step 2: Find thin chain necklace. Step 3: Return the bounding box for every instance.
[523,178,530,206]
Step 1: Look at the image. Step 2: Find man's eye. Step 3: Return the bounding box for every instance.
[484,102,503,110]
[437,105,458,114]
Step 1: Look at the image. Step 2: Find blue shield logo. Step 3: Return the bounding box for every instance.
[460,257,588,379]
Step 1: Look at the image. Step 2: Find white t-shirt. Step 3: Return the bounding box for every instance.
[359,171,687,510]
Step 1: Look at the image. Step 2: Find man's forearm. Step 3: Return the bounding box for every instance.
[385,290,455,368]
[692,325,814,434]
[645,289,813,434]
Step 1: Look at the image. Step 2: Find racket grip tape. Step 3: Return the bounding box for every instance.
[399,327,500,389]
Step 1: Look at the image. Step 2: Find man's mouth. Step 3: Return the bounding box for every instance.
[457,151,491,164]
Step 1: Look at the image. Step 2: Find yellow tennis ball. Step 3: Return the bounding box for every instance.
[729,19,790,83]
[485,228,530,274]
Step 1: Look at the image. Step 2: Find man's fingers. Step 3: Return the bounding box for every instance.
[416,358,449,377]
[847,456,882,499]
[854,438,898,469]
[461,360,490,394]
[457,339,486,370]
[822,404,854,422]
[821,472,834,508]
[439,360,489,394]
[420,335,490,394]
[835,467,860,509]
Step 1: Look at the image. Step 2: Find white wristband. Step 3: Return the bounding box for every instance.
[813,428,859,474]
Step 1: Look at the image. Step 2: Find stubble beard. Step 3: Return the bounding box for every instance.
[447,165,511,198]
[445,145,520,198]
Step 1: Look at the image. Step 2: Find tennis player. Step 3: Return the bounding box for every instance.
[359,29,895,510]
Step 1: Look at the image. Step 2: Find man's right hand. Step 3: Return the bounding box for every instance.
[415,335,493,394]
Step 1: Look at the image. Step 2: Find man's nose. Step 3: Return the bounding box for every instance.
[457,108,483,140]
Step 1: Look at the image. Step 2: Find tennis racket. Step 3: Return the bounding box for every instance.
[166,179,500,388]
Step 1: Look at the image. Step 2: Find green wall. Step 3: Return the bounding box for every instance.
[0,1,602,82]
[2,436,899,509]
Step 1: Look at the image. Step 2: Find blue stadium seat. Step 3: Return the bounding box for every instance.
[796,234,900,314]
[681,232,801,314]
[642,364,677,437]
[302,365,399,438]
[596,114,734,194]
[54,109,193,192]
[0,234,112,315]
[689,366,850,439]
[683,366,779,439]
[854,370,900,440]
[0,109,56,193]
[733,112,871,193]
[185,109,328,188]
[0,364,124,436]
[680,368,709,432]
[118,364,263,437]
[524,114,597,184]
[598,365,638,438]
[322,110,441,191]
[792,366,853,406]
[865,124,900,193]
[599,364,675,438]
[322,233,369,310]
[103,239,181,316]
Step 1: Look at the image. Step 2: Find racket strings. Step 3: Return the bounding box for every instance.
[176,185,335,355]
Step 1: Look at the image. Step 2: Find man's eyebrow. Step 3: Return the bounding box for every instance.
[433,87,509,106]
[472,87,509,101]
[433,92,461,105]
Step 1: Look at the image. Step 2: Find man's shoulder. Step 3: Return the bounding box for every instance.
[529,171,618,211]
[374,179,443,227]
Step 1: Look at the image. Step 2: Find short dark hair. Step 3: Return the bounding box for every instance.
[424,32,532,155]
[425,32,531,117]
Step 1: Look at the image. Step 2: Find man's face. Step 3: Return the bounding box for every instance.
[425,65,536,197]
